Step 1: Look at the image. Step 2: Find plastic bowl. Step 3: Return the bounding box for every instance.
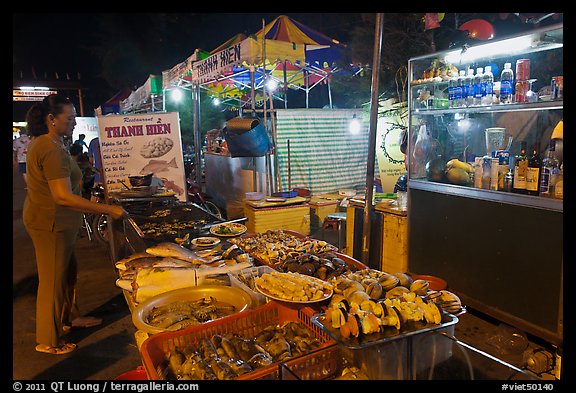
[132,285,252,334]
[245,192,264,201]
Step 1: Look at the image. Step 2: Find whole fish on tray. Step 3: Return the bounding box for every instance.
[146,242,220,264]
[117,257,195,279]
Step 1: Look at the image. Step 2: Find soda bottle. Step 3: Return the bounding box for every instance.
[500,62,514,104]
[465,68,475,107]
[448,71,458,108]
[473,67,484,106]
[456,70,466,107]
[482,66,494,105]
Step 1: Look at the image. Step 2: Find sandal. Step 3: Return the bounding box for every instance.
[35,343,77,355]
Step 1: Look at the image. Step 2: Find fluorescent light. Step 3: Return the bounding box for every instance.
[19,86,35,90]
[171,88,183,102]
[349,115,361,134]
[444,35,534,64]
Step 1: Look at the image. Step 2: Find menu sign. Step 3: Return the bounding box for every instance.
[96,112,187,201]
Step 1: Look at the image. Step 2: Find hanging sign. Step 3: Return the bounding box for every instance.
[96,112,187,201]
[193,42,244,83]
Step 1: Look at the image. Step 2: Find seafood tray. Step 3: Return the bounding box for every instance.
[311,311,458,349]
[228,265,276,306]
[280,344,368,380]
[140,300,336,380]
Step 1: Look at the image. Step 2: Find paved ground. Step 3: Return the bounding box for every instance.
[11,165,556,381]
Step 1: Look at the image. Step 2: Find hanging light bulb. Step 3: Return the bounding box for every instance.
[349,114,361,134]
[265,78,279,92]
[213,97,221,106]
[171,88,183,102]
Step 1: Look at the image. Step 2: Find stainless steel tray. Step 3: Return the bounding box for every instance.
[311,312,459,349]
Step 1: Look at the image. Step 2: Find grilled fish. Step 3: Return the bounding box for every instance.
[146,242,204,264]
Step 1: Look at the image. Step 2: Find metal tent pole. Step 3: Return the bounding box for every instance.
[361,13,384,266]
[192,83,202,188]
[327,78,333,108]
[283,60,288,109]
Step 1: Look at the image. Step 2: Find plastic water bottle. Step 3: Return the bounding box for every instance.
[465,68,475,107]
[482,66,494,105]
[456,70,466,107]
[473,67,484,106]
[500,62,514,104]
[448,71,458,108]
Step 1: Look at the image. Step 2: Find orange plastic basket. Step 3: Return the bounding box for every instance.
[140,300,335,380]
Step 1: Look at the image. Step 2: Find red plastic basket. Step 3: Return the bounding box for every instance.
[140,300,335,380]
[280,344,351,380]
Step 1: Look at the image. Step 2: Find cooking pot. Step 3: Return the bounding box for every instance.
[128,173,153,187]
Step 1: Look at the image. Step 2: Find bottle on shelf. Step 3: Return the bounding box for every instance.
[526,142,541,196]
[481,66,494,105]
[482,156,492,190]
[554,164,563,200]
[465,68,475,107]
[500,62,514,104]
[456,70,466,108]
[539,139,560,198]
[473,67,484,106]
[448,71,458,108]
[512,141,528,194]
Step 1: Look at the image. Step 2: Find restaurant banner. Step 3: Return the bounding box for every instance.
[96,112,187,201]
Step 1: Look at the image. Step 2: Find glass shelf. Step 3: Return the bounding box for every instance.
[413,100,563,115]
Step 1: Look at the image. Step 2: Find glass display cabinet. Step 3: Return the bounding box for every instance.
[406,24,563,347]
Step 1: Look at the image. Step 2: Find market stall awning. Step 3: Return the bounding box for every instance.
[254,15,347,67]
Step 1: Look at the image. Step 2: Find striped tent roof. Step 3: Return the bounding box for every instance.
[254,15,347,66]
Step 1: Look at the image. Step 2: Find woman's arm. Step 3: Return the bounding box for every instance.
[48,177,127,220]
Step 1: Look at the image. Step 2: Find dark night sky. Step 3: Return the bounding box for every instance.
[13,13,363,118]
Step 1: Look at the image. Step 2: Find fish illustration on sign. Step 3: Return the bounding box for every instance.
[161,178,184,195]
[140,157,178,175]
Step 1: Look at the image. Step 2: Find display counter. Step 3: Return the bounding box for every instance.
[204,152,272,219]
[345,198,408,273]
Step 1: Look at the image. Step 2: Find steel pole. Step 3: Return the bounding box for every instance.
[192,84,202,187]
[361,13,384,266]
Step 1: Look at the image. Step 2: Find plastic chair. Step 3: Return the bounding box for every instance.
[322,212,347,251]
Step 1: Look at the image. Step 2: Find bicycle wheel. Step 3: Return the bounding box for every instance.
[203,200,224,219]
[92,213,110,246]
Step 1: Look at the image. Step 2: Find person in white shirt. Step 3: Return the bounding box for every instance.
[13,130,32,186]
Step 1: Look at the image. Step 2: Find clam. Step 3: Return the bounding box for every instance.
[378,273,400,291]
[392,272,413,288]
[385,286,410,299]
[437,290,462,313]
[410,279,430,296]
[365,281,383,299]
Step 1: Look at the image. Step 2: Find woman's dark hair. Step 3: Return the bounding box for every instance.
[25,94,73,137]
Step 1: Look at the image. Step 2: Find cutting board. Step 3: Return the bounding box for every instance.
[245,196,308,208]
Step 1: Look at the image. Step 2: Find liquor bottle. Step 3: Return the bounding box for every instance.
[500,63,514,104]
[539,139,560,197]
[512,141,528,194]
[554,164,563,199]
[526,143,541,196]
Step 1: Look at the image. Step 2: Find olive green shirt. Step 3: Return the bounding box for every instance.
[23,134,83,232]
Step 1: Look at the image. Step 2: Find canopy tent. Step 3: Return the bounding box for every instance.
[120,74,163,113]
[188,15,351,109]
[95,88,132,115]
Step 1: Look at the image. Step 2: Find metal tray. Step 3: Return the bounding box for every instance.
[311,312,459,349]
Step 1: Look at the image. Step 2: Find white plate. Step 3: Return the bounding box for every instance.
[210,223,248,237]
[191,237,221,248]
[254,277,333,304]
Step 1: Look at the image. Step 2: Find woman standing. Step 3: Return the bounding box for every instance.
[24,94,128,355]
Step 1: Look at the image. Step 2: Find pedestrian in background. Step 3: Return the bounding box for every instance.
[87,137,103,184]
[73,133,88,152]
[13,128,32,187]
[24,93,128,355]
